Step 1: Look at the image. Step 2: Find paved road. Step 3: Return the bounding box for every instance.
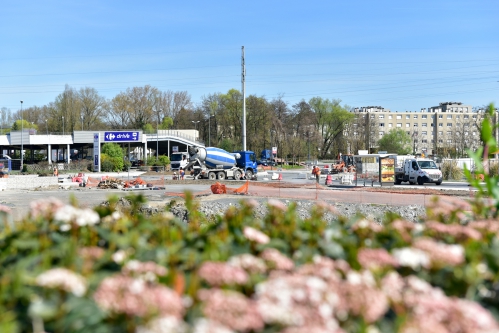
[0,169,472,221]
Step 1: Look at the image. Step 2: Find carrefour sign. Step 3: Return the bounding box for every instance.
[104,131,139,142]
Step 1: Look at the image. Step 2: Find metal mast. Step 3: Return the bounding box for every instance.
[242,46,246,151]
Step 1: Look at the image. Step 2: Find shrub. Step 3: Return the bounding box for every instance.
[441,159,463,180]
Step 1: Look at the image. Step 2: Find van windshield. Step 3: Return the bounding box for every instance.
[418,161,438,169]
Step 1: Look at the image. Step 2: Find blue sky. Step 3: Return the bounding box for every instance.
[1,0,498,113]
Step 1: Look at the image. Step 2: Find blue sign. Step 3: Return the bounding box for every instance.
[104,131,139,142]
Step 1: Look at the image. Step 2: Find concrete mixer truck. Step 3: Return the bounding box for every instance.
[184,146,258,180]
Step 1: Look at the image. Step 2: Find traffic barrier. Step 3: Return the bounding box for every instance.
[278,173,282,180]
[325,174,333,185]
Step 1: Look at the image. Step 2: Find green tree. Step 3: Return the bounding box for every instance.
[309,97,354,158]
[12,119,37,131]
[101,143,124,171]
[377,129,412,154]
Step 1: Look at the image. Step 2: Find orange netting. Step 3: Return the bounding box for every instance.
[124,177,146,188]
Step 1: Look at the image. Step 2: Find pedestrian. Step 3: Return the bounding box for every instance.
[180,168,185,180]
[53,167,58,177]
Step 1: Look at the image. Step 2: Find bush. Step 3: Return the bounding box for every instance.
[441,159,463,180]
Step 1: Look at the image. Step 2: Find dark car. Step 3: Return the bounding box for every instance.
[257,159,269,166]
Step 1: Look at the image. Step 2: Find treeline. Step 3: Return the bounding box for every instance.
[2,85,367,160]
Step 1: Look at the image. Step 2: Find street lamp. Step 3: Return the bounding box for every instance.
[80,114,83,131]
[156,109,162,160]
[20,100,23,171]
[192,120,200,140]
[62,116,65,135]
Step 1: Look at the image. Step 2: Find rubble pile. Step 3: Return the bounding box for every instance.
[124,177,147,188]
[97,178,125,189]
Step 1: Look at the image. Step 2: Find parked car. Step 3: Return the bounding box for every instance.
[257,159,269,166]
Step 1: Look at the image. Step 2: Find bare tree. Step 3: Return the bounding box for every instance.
[78,87,106,130]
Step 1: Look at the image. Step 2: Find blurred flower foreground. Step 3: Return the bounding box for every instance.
[1,188,499,333]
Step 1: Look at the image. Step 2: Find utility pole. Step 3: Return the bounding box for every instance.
[242,46,246,151]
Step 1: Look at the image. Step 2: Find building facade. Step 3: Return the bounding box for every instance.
[349,102,488,157]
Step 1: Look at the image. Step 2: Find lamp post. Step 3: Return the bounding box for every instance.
[20,100,23,171]
[62,116,65,135]
[80,114,83,131]
[156,109,162,160]
[192,120,200,141]
[413,131,417,155]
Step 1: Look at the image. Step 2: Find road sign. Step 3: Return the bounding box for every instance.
[93,133,101,172]
[272,146,277,154]
[172,146,179,152]
[104,131,139,142]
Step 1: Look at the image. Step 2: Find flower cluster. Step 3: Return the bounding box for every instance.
[243,226,270,244]
[94,274,184,318]
[260,248,295,271]
[30,197,65,220]
[36,268,87,297]
[198,262,248,287]
[54,205,100,230]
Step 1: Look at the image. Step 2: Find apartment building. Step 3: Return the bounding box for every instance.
[350,102,486,156]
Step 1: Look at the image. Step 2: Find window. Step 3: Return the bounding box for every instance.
[422,139,427,143]
[406,123,410,128]
[422,115,427,119]
[379,123,385,127]
[396,115,402,120]
[407,131,411,135]
[379,115,384,119]
[422,131,427,135]
[406,115,410,119]
[465,132,469,136]
[379,131,384,136]
[447,123,452,127]
[413,123,418,127]
[431,123,434,127]
[413,115,418,119]
[438,131,443,135]
[353,123,358,127]
[472,132,477,136]
[439,139,443,143]
[456,115,460,119]
[389,115,393,119]
[353,132,358,136]
[464,107,468,112]
[422,123,427,127]
[388,123,393,128]
[396,123,402,127]
[447,131,452,136]
[370,115,375,119]
[439,115,443,119]
[464,115,469,119]
[447,139,452,144]
[447,115,453,119]
[438,123,443,127]
[473,115,477,119]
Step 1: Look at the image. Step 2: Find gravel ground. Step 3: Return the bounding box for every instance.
[124,194,427,224]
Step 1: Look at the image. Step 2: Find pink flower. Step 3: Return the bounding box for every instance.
[198,262,248,287]
[93,274,184,318]
[227,254,266,274]
[243,226,270,244]
[260,248,294,271]
[267,199,287,211]
[352,218,384,232]
[198,289,264,332]
[425,221,481,241]
[412,238,465,267]
[357,248,399,270]
[123,260,168,278]
[29,197,65,220]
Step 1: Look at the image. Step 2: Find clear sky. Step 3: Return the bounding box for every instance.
[1,0,498,113]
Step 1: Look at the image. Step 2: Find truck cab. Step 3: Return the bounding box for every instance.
[170,152,189,171]
[395,158,442,185]
[233,150,258,179]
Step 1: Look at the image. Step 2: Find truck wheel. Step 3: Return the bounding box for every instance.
[417,177,424,185]
[208,172,216,180]
[394,178,401,185]
[217,172,226,180]
[234,170,242,180]
[436,181,442,185]
[245,170,254,179]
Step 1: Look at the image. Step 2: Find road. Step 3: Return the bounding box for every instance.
[0,169,472,221]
